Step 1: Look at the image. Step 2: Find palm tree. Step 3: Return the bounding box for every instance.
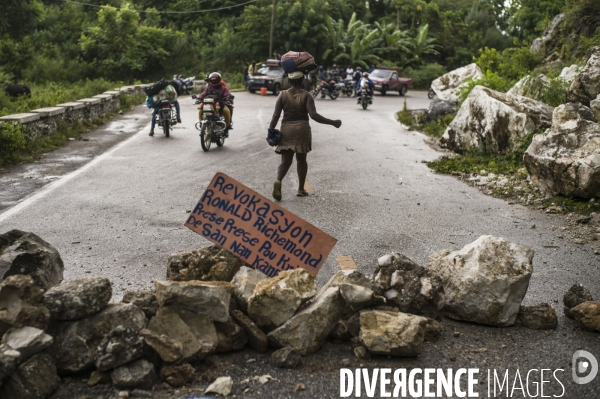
[323,12,363,63]
[335,25,383,70]
[374,21,411,64]
[407,23,439,67]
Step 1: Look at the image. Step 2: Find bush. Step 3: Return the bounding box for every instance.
[402,63,447,90]
[0,123,27,166]
[457,70,515,104]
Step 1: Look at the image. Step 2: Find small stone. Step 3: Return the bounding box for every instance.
[160,363,196,387]
[111,359,156,390]
[2,326,53,361]
[294,382,305,391]
[139,329,183,363]
[341,358,351,367]
[353,346,371,359]
[204,376,233,396]
[570,301,600,331]
[271,347,301,369]
[118,391,129,398]
[515,303,557,330]
[88,370,111,386]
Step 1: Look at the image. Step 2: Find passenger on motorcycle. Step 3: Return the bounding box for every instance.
[352,67,363,96]
[356,72,374,104]
[197,72,233,136]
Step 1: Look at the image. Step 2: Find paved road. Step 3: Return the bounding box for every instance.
[1,90,599,397]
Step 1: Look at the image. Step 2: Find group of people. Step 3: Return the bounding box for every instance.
[314,65,374,102]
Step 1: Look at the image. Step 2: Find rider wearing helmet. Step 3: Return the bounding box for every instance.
[356,71,374,104]
[197,72,233,136]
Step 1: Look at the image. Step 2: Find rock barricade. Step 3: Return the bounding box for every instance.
[166,245,244,282]
[427,235,534,326]
[441,86,554,154]
[247,269,316,329]
[43,277,112,321]
[0,230,64,291]
[373,253,444,319]
[359,309,427,357]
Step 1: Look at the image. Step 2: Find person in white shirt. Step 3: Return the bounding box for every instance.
[345,65,354,80]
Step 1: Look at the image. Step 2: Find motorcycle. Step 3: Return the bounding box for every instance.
[428,87,436,99]
[312,80,340,100]
[341,80,354,97]
[193,94,232,152]
[181,76,195,94]
[356,80,373,110]
[155,100,177,137]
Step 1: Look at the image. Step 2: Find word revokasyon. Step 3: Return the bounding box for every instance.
[340,368,567,398]
[185,174,336,277]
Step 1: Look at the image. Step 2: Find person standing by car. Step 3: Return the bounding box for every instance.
[268,71,342,200]
[352,67,362,96]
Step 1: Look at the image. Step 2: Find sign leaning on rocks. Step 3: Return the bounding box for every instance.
[185,172,337,277]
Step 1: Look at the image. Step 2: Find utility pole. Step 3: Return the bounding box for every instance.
[269,0,277,58]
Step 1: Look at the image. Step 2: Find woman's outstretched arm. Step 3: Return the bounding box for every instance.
[269,93,284,129]
[306,95,342,128]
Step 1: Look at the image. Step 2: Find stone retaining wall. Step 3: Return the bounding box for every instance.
[0,85,148,141]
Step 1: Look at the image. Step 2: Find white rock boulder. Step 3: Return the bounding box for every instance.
[247,269,316,329]
[230,266,267,312]
[441,86,554,154]
[359,309,428,357]
[567,46,600,106]
[524,102,600,198]
[427,236,534,327]
[268,286,346,354]
[430,63,482,103]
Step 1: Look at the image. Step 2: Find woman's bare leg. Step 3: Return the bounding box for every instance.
[296,153,308,191]
[276,150,294,182]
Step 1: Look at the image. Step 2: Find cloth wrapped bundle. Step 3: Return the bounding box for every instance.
[280,51,317,73]
[152,85,178,104]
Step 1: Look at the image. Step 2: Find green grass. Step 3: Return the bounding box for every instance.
[542,195,600,214]
[427,152,528,176]
[0,79,126,117]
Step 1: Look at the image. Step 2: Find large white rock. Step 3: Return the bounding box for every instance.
[268,286,346,354]
[359,309,428,357]
[567,46,600,106]
[559,65,581,83]
[154,280,233,322]
[147,306,218,362]
[427,236,534,327]
[507,74,549,97]
[524,102,600,198]
[247,269,316,329]
[230,266,267,312]
[530,13,565,53]
[441,86,554,154]
[430,63,482,103]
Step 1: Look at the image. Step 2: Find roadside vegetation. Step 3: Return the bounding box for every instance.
[0,92,145,167]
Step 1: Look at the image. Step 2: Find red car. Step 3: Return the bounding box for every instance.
[368,69,412,96]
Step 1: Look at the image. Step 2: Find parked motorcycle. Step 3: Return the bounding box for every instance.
[193,94,229,152]
[341,80,354,97]
[155,100,177,137]
[312,80,340,100]
[428,87,436,99]
[181,76,195,94]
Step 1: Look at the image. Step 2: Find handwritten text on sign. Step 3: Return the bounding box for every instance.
[185,173,337,277]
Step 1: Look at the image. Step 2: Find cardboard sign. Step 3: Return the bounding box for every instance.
[185,173,337,277]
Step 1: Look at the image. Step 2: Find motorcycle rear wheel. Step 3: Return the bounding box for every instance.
[311,88,319,98]
[330,91,339,100]
[362,98,368,110]
[163,120,170,137]
[200,123,212,152]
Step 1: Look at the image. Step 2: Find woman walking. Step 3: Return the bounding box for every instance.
[269,70,342,201]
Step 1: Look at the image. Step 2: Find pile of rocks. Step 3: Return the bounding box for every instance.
[1,230,580,398]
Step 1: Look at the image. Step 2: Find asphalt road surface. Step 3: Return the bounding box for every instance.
[0,90,599,398]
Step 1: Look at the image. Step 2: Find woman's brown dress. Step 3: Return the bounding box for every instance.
[275,89,312,154]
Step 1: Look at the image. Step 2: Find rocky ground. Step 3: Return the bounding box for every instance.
[442,167,600,250]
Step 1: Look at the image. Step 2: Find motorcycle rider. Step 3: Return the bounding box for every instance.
[169,75,183,123]
[149,83,179,136]
[197,72,233,137]
[356,72,374,104]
